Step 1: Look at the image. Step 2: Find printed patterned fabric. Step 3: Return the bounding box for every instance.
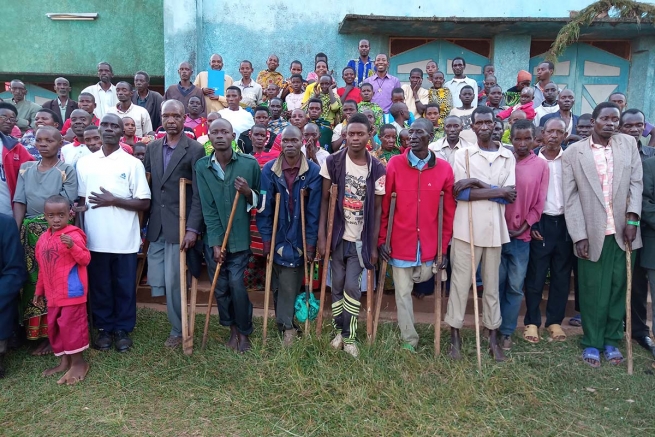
[591,142,616,235]
[19,216,49,339]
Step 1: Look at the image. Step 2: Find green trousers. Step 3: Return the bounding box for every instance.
[578,236,635,349]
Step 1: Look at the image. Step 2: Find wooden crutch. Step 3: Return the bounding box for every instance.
[465,149,482,371]
[262,192,281,344]
[626,242,634,375]
[177,178,200,346]
[373,193,396,342]
[366,269,374,344]
[201,192,241,350]
[316,184,338,336]
[300,189,311,334]
[179,178,191,355]
[434,192,444,357]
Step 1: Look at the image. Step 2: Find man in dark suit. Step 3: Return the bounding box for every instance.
[144,99,205,348]
[132,71,163,132]
[41,77,78,126]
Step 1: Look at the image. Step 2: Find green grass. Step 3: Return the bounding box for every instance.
[2,308,655,437]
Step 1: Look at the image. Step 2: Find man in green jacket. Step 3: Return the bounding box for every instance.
[195,118,261,353]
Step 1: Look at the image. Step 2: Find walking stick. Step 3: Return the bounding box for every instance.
[465,149,482,371]
[189,276,198,338]
[179,179,191,355]
[626,242,633,375]
[434,192,444,357]
[201,192,241,350]
[366,269,374,344]
[300,189,311,334]
[317,184,338,335]
[262,192,281,344]
[373,193,397,342]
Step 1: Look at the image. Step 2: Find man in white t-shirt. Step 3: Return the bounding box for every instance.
[444,57,478,108]
[317,113,386,358]
[106,82,153,137]
[76,114,151,353]
[218,86,254,139]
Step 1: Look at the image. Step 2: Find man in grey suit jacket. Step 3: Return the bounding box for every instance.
[144,100,205,348]
[562,102,642,368]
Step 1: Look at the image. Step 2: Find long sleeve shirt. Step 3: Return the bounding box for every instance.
[504,152,549,242]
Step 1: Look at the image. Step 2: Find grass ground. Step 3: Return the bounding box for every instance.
[2,308,655,437]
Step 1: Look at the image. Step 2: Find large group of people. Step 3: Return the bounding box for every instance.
[1,38,654,384]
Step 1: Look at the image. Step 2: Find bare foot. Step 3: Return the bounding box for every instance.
[58,361,90,385]
[43,356,70,377]
[226,325,238,351]
[31,339,52,356]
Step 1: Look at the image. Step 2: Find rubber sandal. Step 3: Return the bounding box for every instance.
[569,314,581,327]
[401,343,416,353]
[582,347,601,368]
[523,324,540,344]
[603,345,624,365]
[547,324,567,342]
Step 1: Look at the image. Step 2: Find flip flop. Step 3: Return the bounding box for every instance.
[547,324,567,342]
[582,347,601,368]
[603,345,624,365]
[569,314,582,327]
[523,324,540,344]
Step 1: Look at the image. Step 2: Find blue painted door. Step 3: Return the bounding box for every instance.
[530,43,629,115]
[389,40,490,85]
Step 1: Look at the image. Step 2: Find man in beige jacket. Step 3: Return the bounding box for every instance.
[562,101,642,368]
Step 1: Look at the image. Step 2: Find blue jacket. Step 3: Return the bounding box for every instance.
[256,154,322,268]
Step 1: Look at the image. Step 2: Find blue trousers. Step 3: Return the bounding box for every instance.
[498,239,530,336]
[88,252,137,333]
[204,245,253,336]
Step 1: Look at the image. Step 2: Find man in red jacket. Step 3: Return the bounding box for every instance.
[378,118,456,352]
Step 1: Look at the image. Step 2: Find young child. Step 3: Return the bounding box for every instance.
[358,83,383,131]
[424,103,444,141]
[399,129,410,153]
[33,195,91,385]
[133,142,147,163]
[497,87,536,121]
[449,85,476,144]
[263,83,280,104]
[285,74,305,112]
[82,125,102,153]
[374,124,401,166]
[121,116,139,146]
[337,66,362,103]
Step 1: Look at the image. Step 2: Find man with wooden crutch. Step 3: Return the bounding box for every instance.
[195,118,261,353]
[257,125,322,346]
[317,113,386,358]
[446,106,517,363]
[562,102,642,369]
[378,118,455,353]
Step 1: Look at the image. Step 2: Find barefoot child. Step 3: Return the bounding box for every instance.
[33,195,91,385]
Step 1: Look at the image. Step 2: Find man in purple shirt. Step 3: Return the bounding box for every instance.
[363,54,401,113]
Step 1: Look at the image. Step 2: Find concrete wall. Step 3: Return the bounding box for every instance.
[492,35,531,91]
[628,36,655,121]
[0,0,164,79]
[164,0,597,86]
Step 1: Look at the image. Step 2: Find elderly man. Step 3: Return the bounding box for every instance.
[194,54,235,114]
[445,105,516,362]
[9,80,41,133]
[41,77,78,126]
[132,71,164,131]
[563,102,642,368]
[81,62,117,119]
[144,100,204,348]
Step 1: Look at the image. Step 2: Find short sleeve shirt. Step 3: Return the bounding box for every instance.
[320,154,385,242]
[76,148,151,253]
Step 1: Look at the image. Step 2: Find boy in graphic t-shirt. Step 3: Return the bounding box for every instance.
[318,113,386,358]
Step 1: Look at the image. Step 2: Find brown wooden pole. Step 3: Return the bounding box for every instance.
[179,179,191,355]
[465,149,482,371]
[316,184,337,335]
[201,192,241,350]
[626,242,633,375]
[434,192,444,357]
[373,193,396,342]
[262,193,281,344]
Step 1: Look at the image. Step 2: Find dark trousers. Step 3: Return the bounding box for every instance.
[330,240,362,344]
[204,245,253,336]
[630,249,651,337]
[88,252,137,333]
[272,264,303,331]
[524,214,574,328]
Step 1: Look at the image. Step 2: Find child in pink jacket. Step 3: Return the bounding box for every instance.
[498,87,536,121]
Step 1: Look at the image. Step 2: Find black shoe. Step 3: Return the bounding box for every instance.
[114,330,133,353]
[0,354,5,379]
[94,329,113,351]
[634,335,655,357]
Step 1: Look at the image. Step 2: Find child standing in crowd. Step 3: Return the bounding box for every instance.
[132,142,147,162]
[424,103,443,141]
[33,195,91,385]
[358,83,383,131]
[285,74,305,112]
[449,85,476,144]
